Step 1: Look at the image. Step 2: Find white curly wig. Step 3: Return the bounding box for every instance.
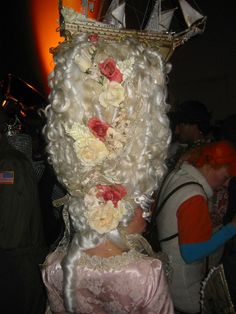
[44,33,171,311]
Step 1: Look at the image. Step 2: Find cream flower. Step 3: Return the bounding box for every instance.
[99,81,125,108]
[74,138,108,167]
[86,200,126,234]
[64,122,109,167]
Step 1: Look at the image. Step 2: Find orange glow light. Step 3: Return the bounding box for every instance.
[31,0,103,92]
[31,0,61,91]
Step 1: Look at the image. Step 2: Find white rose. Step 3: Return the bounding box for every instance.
[99,81,125,108]
[74,137,108,167]
[86,200,125,234]
[64,122,109,167]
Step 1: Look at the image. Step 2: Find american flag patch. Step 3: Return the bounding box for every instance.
[0,171,14,184]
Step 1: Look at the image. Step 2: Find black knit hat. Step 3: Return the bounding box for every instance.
[170,101,211,135]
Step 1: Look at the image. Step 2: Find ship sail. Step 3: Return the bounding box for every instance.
[102,0,126,28]
[178,0,206,37]
[179,0,204,28]
[145,0,176,33]
[144,0,206,38]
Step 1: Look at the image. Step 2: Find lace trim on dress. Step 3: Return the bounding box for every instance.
[77,250,143,271]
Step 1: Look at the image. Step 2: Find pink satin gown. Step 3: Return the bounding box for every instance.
[42,249,174,314]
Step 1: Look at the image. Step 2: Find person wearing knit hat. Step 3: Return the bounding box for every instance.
[172,100,211,142]
[156,140,236,313]
[166,101,212,171]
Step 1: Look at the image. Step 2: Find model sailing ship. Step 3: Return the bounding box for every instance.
[58,0,206,61]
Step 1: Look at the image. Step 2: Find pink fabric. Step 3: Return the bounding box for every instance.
[42,250,174,314]
[42,250,65,313]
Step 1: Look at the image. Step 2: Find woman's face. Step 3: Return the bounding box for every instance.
[206,165,230,190]
[126,207,147,234]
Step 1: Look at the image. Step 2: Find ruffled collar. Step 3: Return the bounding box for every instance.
[77,249,143,271]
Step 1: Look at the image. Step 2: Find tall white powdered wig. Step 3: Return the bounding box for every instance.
[44,33,171,310]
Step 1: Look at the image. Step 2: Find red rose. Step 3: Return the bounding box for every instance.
[96,185,127,208]
[88,117,110,141]
[99,58,123,83]
[88,34,99,42]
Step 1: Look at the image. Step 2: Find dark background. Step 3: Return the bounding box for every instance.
[0,0,235,122]
[0,1,44,94]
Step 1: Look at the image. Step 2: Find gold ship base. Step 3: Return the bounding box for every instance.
[61,20,190,61]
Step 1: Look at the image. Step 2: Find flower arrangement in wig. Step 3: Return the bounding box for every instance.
[45,33,171,236]
[62,38,136,172]
[84,184,127,234]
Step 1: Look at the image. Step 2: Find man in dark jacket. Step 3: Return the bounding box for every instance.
[0,109,47,314]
